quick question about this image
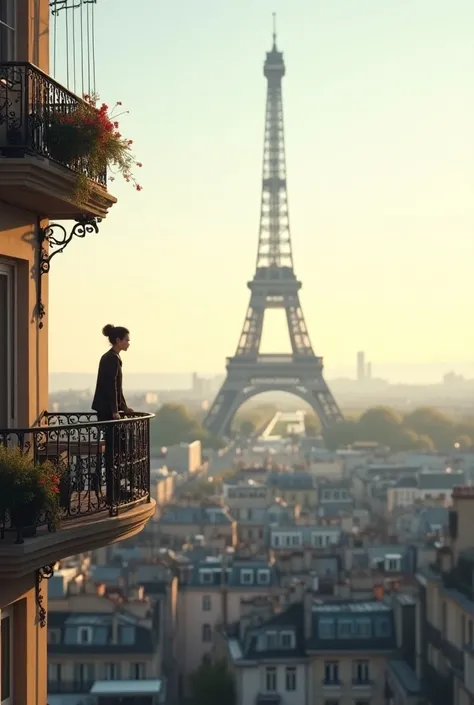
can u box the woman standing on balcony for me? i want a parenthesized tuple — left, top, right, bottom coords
(92, 324, 133, 509)
(92, 324, 133, 421)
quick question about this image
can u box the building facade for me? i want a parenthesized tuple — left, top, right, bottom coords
(0, 2, 154, 702)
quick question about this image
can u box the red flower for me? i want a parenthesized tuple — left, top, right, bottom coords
(136, 185, 143, 191)
(136, 162, 143, 168)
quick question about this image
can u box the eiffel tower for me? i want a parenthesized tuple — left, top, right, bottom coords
(204, 20, 343, 438)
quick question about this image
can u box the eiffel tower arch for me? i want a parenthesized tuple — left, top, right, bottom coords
(204, 19, 343, 438)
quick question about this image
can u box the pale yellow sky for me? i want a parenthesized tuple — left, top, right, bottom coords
(49, 0, 474, 377)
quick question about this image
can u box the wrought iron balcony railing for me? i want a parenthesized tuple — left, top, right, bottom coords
(0, 62, 107, 186)
(0, 411, 153, 543)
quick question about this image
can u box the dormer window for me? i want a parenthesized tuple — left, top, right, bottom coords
(257, 569, 270, 585)
(266, 631, 278, 649)
(280, 630, 295, 649)
(200, 569, 213, 584)
(77, 626, 92, 645)
(240, 569, 254, 585)
(384, 554, 402, 572)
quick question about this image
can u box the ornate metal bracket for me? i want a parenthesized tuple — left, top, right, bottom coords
(37, 217, 100, 328)
(35, 564, 56, 628)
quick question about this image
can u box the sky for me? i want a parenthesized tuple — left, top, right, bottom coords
(48, 0, 474, 382)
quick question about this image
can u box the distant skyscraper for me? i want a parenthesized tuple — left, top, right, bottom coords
(357, 351, 366, 382)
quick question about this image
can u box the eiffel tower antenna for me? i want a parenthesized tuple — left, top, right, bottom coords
(204, 25, 343, 438)
(272, 12, 277, 47)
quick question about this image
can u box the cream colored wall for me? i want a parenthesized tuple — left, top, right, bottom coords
(177, 587, 274, 679)
(310, 653, 388, 705)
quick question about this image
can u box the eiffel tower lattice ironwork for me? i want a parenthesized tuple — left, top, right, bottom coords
(204, 21, 343, 437)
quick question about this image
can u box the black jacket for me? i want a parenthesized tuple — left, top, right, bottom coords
(92, 349, 127, 418)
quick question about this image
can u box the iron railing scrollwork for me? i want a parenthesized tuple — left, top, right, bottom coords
(0, 411, 153, 543)
(0, 61, 107, 185)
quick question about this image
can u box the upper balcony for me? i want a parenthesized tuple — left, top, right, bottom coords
(0, 411, 155, 579)
(0, 62, 117, 219)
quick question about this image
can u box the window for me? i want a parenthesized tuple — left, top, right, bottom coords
(0, 609, 12, 704)
(0, 262, 16, 427)
(280, 631, 295, 649)
(353, 659, 370, 683)
(375, 617, 391, 637)
(104, 663, 121, 680)
(461, 614, 466, 645)
(265, 666, 277, 692)
(257, 569, 270, 585)
(324, 661, 339, 684)
(0, 1, 15, 62)
(73, 663, 95, 685)
(319, 618, 335, 639)
(130, 663, 146, 679)
(266, 631, 278, 649)
(354, 619, 372, 638)
(202, 595, 211, 611)
(285, 666, 296, 691)
(355, 701, 370, 705)
(47, 663, 62, 683)
(240, 569, 254, 585)
(324, 701, 339, 705)
(337, 619, 354, 638)
(120, 626, 135, 645)
(202, 623, 212, 642)
(47, 629, 61, 645)
(291, 534, 300, 546)
(200, 570, 213, 584)
(77, 626, 92, 645)
(273, 535, 280, 546)
(385, 555, 401, 572)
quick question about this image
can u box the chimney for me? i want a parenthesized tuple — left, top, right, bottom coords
(449, 486, 474, 562)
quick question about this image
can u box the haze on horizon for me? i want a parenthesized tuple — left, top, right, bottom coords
(49, 0, 474, 379)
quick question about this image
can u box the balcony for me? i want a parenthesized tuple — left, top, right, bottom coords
(0, 412, 155, 578)
(0, 62, 117, 219)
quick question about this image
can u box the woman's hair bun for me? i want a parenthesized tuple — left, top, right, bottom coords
(102, 324, 115, 337)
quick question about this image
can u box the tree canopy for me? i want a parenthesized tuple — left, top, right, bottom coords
(304, 413, 322, 436)
(323, 406, 474, 452)
(150, 403, 224, 451)
(190, 660, 235, 705)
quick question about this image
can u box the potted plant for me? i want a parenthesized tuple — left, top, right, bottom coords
(46, 94, 142, 204)
(0, 447, 61, 538)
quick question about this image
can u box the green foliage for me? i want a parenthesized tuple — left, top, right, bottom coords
(190, 660, 236, 705)
(232, 404, 276, 432)
(304, 413, 321, 436)
(150, 403, 224, 452)
(0, 447, 61, 529)
(323, 406, 474, 453)
(240, 420, 256, 436)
